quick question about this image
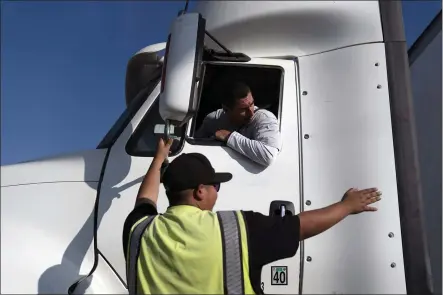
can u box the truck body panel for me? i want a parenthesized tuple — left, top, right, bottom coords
(195, 1, 384, 57)
(298, 42, 406, 294)
(1, 149, 106, 187)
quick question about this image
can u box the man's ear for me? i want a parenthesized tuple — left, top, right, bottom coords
(193, 184, 205, 201)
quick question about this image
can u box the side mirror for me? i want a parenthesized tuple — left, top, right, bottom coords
(159, 12, 206, 127)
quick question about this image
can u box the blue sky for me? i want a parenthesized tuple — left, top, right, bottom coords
(1, 1, 441, 165)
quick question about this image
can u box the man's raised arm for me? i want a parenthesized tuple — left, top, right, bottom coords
(135, 138, 173, 207)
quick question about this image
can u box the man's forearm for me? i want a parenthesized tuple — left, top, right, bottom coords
(135, 157, 164, 206)
(298, 202, 351, 240)
(226, 131, 278, 166)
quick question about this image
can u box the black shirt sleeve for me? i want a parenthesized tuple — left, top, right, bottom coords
(242, 211, 301, 294)
(122, 199, 158, 261)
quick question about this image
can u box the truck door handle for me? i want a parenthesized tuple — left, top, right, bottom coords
(269, 201, 295, 217)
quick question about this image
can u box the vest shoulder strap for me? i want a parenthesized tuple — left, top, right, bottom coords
(217, 210, 245, 295)
(127, 215, 156, 295)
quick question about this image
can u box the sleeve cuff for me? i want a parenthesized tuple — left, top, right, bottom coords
(135, 198, 157, 209)
(226, 131, 239, 147)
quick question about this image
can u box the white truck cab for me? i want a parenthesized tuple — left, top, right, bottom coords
(1, 1, 434, 294)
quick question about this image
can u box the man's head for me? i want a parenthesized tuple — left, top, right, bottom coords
(222, 82, 255, 126)
(161, 153, 232, 211)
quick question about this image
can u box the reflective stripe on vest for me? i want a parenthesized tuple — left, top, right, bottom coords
(127, 215, 156, 295)
(217, 211, 245, 294)
(126, 211, 244, 295)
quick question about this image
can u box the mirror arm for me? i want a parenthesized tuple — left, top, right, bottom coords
(204, 31, 233, 56)
(164, 120, 171, 140)
(161, 120, 171, 172)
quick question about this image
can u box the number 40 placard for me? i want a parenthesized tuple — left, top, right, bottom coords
(271, 266, 288, 285)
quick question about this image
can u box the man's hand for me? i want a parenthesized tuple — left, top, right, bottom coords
(154, 137, 174, 161)
(298, 187, 382, 240)
(341, 187, 382, 214)
(136, 137, 173, 207)
(215, 130, 232, 142)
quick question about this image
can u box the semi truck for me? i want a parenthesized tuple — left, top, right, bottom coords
(1, 1, 436, 294)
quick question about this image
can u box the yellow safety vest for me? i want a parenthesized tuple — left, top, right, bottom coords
(126, 205, 255, 294)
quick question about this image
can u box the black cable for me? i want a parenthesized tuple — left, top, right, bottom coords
(183, 0, 189, 13)
(67, 147, 112, 294)
(178, 0, 189, 16)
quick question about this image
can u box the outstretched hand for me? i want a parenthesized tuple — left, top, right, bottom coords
(341, 187, 382, 214)
(155, 137, 174, 161)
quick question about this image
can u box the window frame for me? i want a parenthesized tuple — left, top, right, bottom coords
(121, 60, 286, 157)
(185, 61, 285, 147)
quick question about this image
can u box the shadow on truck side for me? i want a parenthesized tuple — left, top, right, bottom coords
(37, 125, 136, 294)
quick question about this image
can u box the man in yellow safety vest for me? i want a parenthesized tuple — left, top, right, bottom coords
(122, 138, 382, 294)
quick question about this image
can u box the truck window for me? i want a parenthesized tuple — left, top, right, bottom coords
(125, 62, 283, 156)
(189, 62, 283, 140)
(126, 97, 186, 157)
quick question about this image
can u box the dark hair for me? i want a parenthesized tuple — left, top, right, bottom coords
(222, 82, 251, 109)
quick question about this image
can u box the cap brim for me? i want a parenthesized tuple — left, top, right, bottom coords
(213, 172, 233, 183)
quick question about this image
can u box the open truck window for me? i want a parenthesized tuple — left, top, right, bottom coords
(125, 61, 284, 156)
(188, 62, 284, 144)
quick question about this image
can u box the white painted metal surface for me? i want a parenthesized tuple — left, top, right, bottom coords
(1, 149, 106, 187)
(194, 1, 383, 57)
(134, 42, 166, 55)
(298, 43, 406, 294)
(0, 182, 127, 294)
(97, 58, 302, 294)
(410, 30, 442, 295)
(0, 150, 111, 294)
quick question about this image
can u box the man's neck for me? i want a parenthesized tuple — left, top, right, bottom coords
(169, 201, 199, 209)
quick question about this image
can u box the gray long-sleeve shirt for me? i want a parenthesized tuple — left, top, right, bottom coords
(194, 108, 282, 166)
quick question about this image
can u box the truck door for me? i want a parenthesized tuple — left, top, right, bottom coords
(178, 58, 302, 295)
(95, 12, 303, 294)
(97, 60, 303, 295)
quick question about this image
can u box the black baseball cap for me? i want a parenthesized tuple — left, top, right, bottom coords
(162, 153, 232, 192)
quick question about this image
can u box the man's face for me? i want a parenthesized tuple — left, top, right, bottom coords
(226, 92, 255, 126)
